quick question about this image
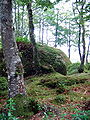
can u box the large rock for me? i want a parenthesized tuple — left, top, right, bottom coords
(0, 42, 71, 77)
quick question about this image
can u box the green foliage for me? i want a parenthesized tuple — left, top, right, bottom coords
(84, 63, 90, 73)
(13, 95, 41, 117)
(67, 63, 80, 75)
(56, 82, 66, 93)
(68, 62, 90, 75)
(0, 98, 19, 120)
(72, 109, 90, 120)
(0, 77, 8, 91)
(16, 37, 29, 43)
(36, 0, 54, 9)
(42, 111, 55, 120)
(0, 77, 8, 96)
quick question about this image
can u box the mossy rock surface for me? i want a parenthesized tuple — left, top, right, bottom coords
(0, 42, 71, 77)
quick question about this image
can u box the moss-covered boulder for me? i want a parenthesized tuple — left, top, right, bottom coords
(38, 44, 71, 75)
(0, 42, 71, 77)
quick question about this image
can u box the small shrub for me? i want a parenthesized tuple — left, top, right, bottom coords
(54, 95, 66, 104)
(85, 63, 90, 73)
(56, 82, 66, 93)
(0, 98, 19, 120)
(67, 63, 80, 75)
(71, 109, 90, 120)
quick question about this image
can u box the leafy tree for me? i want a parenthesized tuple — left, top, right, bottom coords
(72, 0, 89, 72)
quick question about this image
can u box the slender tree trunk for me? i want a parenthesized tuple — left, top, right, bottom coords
(68, 39, 71, 59)
(78, 24, 82, 61)
(21, 5, 24, 36)
(1, 0, 26, 97)
(86, 37, 90, 63)
(41, 19, 44, 45)
(79, 23, 85, 72)
(55, 11, 59, 48)
(46, 25, 49, 45)
(78, 1, 86, 73)
(14, 0, 17, 35)
(27, 2, 39, 70)
(68, 22, 71, 59)
(17, 3, 20, 36)
(39, 19, 41, 43)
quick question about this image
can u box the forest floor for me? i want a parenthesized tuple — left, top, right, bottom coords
(0, 72, 90, 120)
(25, 72, 90, 120)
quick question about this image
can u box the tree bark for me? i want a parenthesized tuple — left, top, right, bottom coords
(78, 24, 82, 61)
(79, 23, 85, 73)
(13, 0, 17, 35)
(21, 5, 24, 36)
(55, 11, 59, 48)
(17, 3, 20, 36)
(39, 19, 41, 43)
(27, 2, 39, 71)
(41, 18, 44, 45)
(1, 0, 26, 97)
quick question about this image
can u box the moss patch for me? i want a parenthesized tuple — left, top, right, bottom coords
(26, 72, 90, 104)
(0, 77, 8, 97)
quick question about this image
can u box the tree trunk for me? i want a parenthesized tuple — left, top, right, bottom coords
(21, 5, 24, 36)
(78, 1, 86, 73)
(1, 0, 26, 97)
(55, 11, 59, 48)
(39, 19, 41, 43)
(68, 21, 71, 59)
(78, 24, 82, 61)
(46, 25, 49, 45)
(86, 37, 90, 63)
(41, 18, 44, 45)
(17, 3, 20, 36)
(78, 23, 85, 73)
(27, 2, 39, 71)
(14, 0, 17, 35)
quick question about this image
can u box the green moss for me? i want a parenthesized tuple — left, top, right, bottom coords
(0, 43, 71, 77)
(26, 72, 90, 104)
(54, 95, 66, 104)
(13, 94, 41, 118)
(38, 44, 71, 75)
(0, 77, 8, 96)
(37, 44, 71, 66)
